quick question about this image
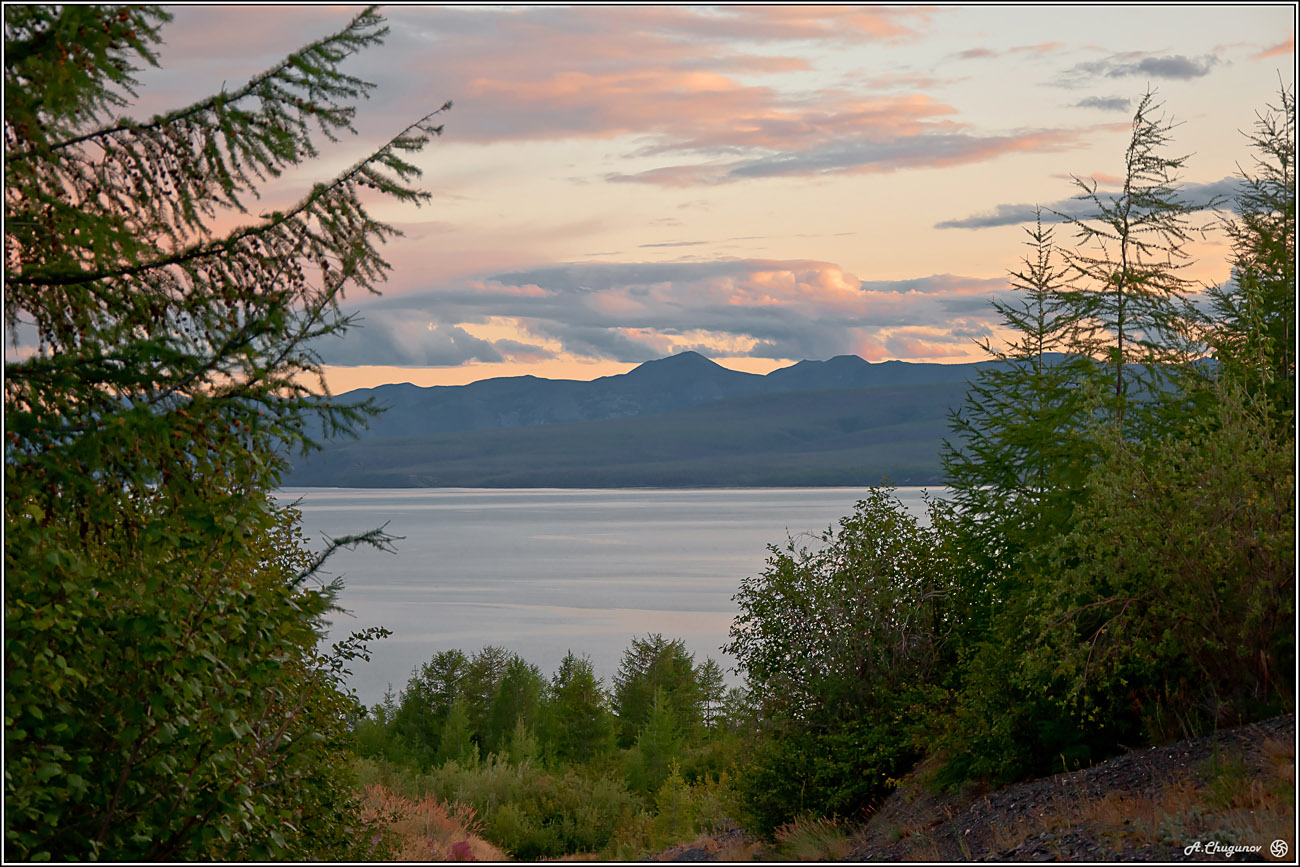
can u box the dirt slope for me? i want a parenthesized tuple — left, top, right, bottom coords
(650, 715, 1294, 862)
(848, 714, 1295, 862)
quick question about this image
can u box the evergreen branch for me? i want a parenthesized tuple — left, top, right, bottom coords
(9, 104, 449, 290)
(7, 6, 387, 162)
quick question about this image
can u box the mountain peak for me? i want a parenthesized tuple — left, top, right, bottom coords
(626, 351, 725, 376)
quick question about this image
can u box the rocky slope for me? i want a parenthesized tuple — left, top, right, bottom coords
(651, 715, 1295, 862)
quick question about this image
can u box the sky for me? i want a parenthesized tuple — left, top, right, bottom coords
(74, 5, 1300, 390)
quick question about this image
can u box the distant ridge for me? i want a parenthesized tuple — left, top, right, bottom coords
(283, 352, 995, 488)
(322, 351, 993, 440)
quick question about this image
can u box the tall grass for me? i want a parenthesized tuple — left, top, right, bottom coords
(359, 784, 505, 861)
(353, 752, 746, 860)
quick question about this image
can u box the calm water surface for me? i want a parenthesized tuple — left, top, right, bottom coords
(276, 487, 943, 708)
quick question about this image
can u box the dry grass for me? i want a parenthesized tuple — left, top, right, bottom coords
(360, 783, 507, 862)
(649, 830, 767, 862)
(999, 736, 1295, 860)
(898, 836, 948, 862)
(986, 808, 1041, 852)
(773, 816, 855, 861)
(859, 730, 1295, 863)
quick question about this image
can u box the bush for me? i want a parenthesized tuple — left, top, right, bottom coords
(1034, 383, 1294, 742)
(726, 487, 963, 831)
(420, 755, 645, 859)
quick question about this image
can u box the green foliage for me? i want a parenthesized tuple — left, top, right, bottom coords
(1057, 89, 1214, 441)
(943, 211, 1098, 566)
(417, 755, 645, 860)
(5, 497, 386, 860)
(728, 489, 960, 721)
(543, 651, 616, 765)
(652, 761, 701, 843)
(696, 657, 728, 728)
(1029, 381, 1294, 742)
(629, 689, 683, 794)
(726, 89, 1294, 823)
(352, 640, 750, 859)
(487, 655, 547, 757)
(726, 487, 961, 830)
(931, 88, 1295, 788)
(1207, 83, 1296, 425)
(460, 645, 512, 744)
(377, 645, 548, 769)
(935, 215, 1109, 784)
(613, 634, 707, 747)
(438, 697, 478, 767)
(4, 5, 446, 859)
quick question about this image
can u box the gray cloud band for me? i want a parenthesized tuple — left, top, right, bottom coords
(309, 261, 1008, 367)
(935, 176, 1244, 230)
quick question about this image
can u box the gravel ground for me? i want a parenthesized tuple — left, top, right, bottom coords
(847, 714, 1295, 863)
(648, 715, 1294, 863)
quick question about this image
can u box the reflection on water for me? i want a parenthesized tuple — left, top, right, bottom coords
(276, 487, 942, 708)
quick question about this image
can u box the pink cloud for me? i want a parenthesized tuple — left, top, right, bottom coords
(594, 5, 934, 43)
(893, 339, 976, 360)
(342, 258, 1009, 368)
(358, 6, 950, 155)
(135, 7, 1066, 189)
(459, 69, 963, 155)
(1009, 41, 1065, 55)
(734, 265, 863, 303)
(1255, 34, 1294, 59)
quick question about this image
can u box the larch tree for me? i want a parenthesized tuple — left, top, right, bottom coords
(1058, 90, 1215, 442)
(612, 634, 704, 748)
(942, 210, 1095, 564)
(546, 651, 615, 765)
(5, 5, 448, 860)
(992, 88, 1294, 761)
(1207, 82, 1296, 425)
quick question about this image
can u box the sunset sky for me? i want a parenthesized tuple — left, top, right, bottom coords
(112, 6, 1299, 389)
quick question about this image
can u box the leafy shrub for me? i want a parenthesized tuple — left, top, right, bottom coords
(1032, 383, 1294, 743)
(727, 487, 963, 831)
(419, 755, 646, 859)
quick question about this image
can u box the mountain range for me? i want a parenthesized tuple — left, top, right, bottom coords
(283, 351, 996, 488)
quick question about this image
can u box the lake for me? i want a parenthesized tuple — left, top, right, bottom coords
(276, 487, 943, 708)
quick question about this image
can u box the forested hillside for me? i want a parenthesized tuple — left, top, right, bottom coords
(284, 379, 970, 487)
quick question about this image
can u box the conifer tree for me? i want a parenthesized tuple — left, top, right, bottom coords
(632, 689, 682, 793)
(695, 657, 727, 728)
(5, 6, 448, 859)
(437, 698, 478, 766)
(613, 634, 704, 747)
(1057, 90, 1214, 441)
(1207, 83, 1296, 424)
(546, 651, 615, 764)
(487, 655, 546, 757)
(460, 645, 512, 742)
(943, 211, 1095, 561)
